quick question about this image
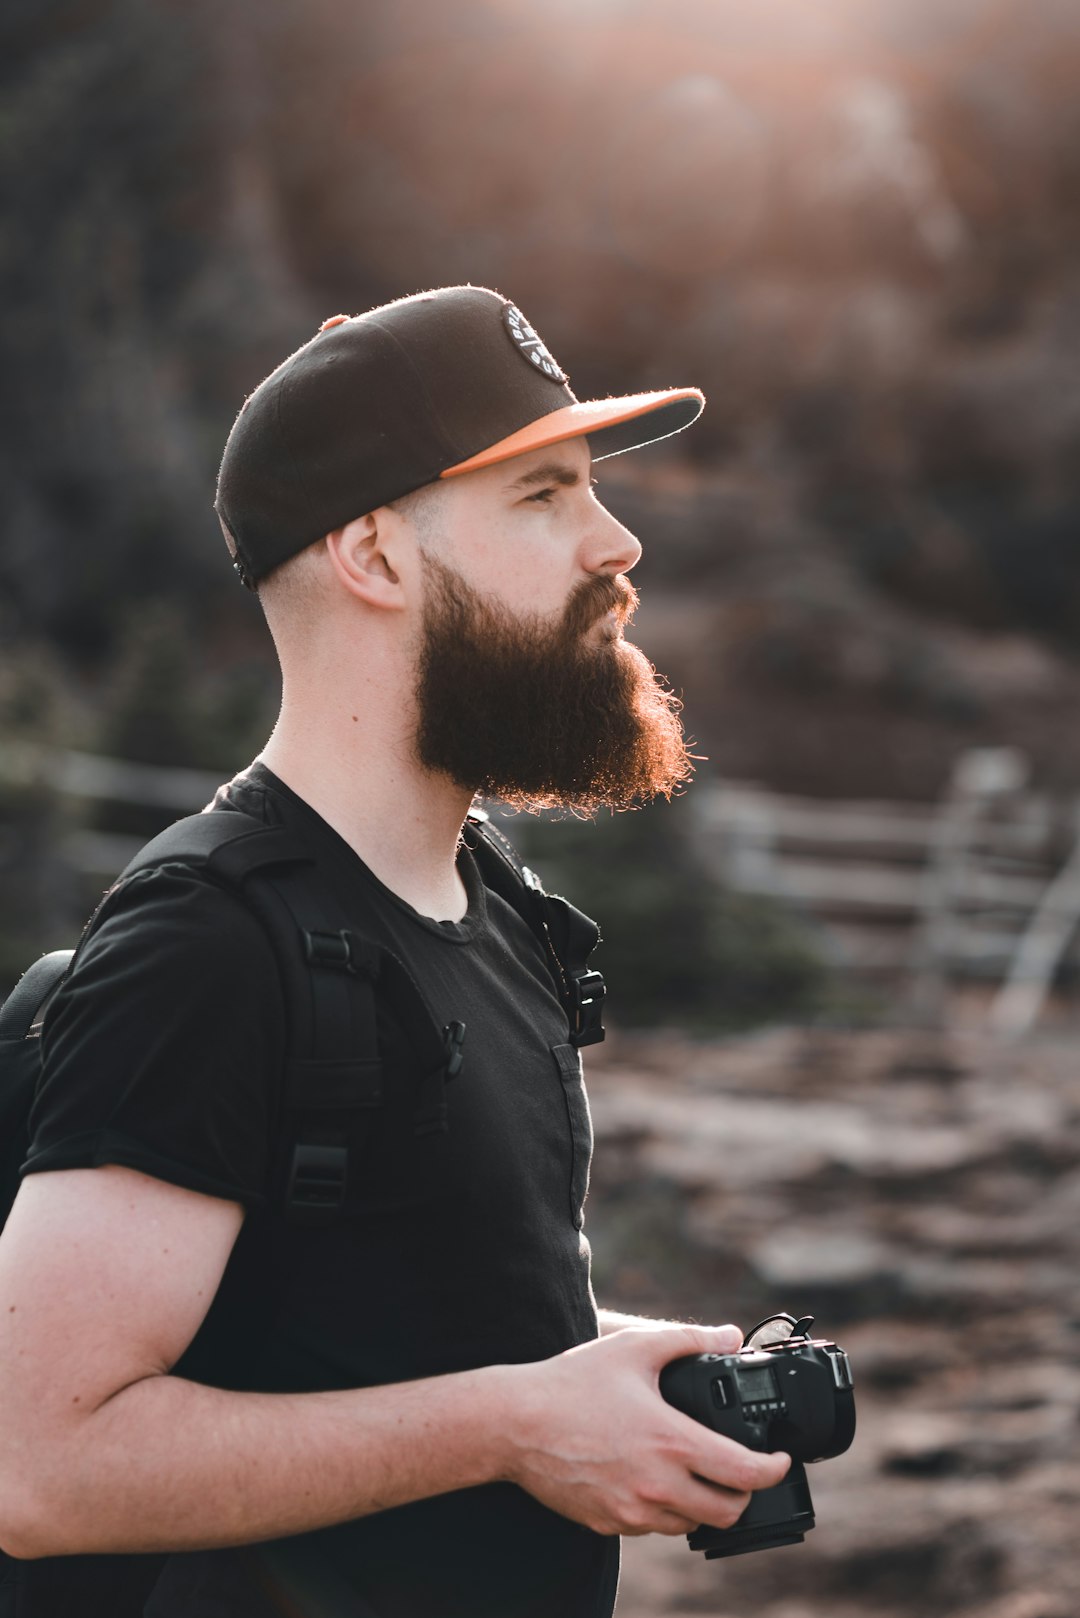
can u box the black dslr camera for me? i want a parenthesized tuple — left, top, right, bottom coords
(659, 1313, 855, 1559)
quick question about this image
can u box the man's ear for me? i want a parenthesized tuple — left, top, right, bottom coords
(324, 510, 407, 609)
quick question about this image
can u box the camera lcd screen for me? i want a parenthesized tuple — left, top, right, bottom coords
(735, 1365, 780, 1402)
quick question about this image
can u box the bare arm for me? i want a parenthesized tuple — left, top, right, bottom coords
(0, 1167, 786, 1559)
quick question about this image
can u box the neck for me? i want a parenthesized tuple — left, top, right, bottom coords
(257, 679, 476, 924)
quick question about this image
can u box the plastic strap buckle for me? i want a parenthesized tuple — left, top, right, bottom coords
(443, 1020, 467, 1080)
(302, 929, 357, 974)
(286, 1142, 348, 1221)
(411, 1022, 467, 1138)
(569, 968, 606, 1047)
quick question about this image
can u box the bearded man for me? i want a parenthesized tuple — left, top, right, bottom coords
(0, 288, 788, 1618)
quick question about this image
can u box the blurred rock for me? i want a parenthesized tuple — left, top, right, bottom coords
(587, 1024, 1080, 1615)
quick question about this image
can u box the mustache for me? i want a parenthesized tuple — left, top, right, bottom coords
(562, 573, 639, 639)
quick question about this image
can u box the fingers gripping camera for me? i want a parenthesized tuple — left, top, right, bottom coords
(659, 1314, 856, 1560)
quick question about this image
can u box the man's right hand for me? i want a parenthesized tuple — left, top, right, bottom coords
(500, 1323, 791, 1537)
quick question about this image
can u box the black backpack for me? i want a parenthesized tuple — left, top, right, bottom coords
(0, 802, 605, 1617)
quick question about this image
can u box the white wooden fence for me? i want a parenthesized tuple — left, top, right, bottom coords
(692, 749, 1080, 1036)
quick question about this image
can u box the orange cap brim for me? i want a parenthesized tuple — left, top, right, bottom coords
(439, 388, 705, 479)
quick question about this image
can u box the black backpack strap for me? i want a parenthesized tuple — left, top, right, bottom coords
(116, 809, 307, 888)
(0, 950, 75, 1040)
(462, 810, 606, 1048)
(261, 873, 384, 1228)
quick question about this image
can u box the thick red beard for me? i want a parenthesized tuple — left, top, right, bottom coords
(414, 556, 694, 813)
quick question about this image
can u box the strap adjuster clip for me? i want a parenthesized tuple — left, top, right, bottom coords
(570, 968, 606, 1047)
(443, 1020, 467, 1079)
(286, 1142, 348, 1223)
(303, 929, 356, 974)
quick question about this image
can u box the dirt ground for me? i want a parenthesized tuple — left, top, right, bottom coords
(582, 1024, 1080, 1618)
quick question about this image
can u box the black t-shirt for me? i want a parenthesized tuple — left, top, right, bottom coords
(24, 764, 618, 1618)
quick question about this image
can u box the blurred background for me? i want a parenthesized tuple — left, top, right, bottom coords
(3, 0, 1079, 1612)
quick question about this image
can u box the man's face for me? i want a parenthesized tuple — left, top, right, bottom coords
(409, 439, 693, 812)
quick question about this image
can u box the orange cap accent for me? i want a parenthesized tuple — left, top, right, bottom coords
(318, 314, 350, 332)
(439, 389, 705, 478)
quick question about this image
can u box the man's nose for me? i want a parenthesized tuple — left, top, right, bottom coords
(582, 501, 643, 576)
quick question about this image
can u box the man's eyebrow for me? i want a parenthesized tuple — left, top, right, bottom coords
(503, 461, 584, 491)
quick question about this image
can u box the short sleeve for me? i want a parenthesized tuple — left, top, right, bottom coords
(23, 866, 286, 1208)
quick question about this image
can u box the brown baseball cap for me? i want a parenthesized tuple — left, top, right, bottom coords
(215, 284, 704, 587)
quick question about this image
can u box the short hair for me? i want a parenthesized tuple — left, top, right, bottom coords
(256, 536, 327, 647)
(387, 481, 443, 546)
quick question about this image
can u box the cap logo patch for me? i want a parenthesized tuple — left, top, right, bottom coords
(503, 303, 569, 384)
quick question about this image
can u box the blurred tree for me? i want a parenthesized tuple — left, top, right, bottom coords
(97, 601, 212, 769)
(96, 598, 277, 768)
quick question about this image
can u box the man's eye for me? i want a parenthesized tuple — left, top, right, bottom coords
(526, 487, 557, 504)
